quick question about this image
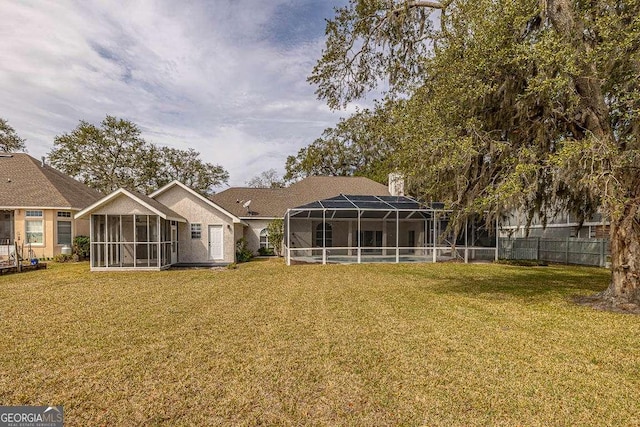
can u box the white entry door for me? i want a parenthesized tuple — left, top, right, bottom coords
(208, 225, 223, 260)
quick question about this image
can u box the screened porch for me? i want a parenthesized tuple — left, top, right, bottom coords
(90, 214, 179, 270)
(284, 195, 497, 265)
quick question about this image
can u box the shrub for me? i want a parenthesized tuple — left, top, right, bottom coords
(257, 247, 275, 256)
(53, 254, 73, 263)
(266, 219, 284, 256)
(235, 238, 253, 263)
(73, 236, 90, 260)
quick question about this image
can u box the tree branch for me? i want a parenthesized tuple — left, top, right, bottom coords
(394, 0, 445, 14)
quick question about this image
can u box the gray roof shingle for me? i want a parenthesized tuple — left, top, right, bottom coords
(210, 176, 390, 218)
(0, 153, 103, 209)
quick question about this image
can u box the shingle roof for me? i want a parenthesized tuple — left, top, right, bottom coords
(0, 153, 104, 209)
(126, 189, 186, 221)
(210, 176, 390, 218)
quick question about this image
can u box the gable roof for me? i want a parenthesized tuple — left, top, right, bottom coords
(0, 153, 103, 209)
(149, 180, 245, 224)
(210, 176, 390, 218)
(75, 188, 186, 222)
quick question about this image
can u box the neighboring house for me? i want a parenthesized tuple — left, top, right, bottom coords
(77, 176, 392, 270)
(500, 209, 609, 239)
(0, 153, 103, 259)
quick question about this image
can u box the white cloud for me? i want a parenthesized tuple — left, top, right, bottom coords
(0, 0, 352, 186)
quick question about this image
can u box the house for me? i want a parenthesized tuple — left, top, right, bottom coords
(210, 176, 392, 254)
(0, 153, 103, 259)
(77, 175, 498, 270)
(499, 209, 609, 239)
(76, 176, 394, 270)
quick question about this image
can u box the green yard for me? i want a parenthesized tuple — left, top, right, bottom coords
(0, 260, 638, 426)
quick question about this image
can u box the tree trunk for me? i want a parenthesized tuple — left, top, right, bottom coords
(544, 0, 640, 308)
(601, 202, 640, 306)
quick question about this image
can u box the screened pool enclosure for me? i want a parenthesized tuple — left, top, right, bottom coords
(284, 195, 497, 265)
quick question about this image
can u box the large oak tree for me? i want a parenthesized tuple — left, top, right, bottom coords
(48, 115, 228, 196)
(311, 0, 640, 307)
(0, 118, 27, 152)
(285, 103, 399, 184)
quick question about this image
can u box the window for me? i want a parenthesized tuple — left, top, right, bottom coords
(57, 211, 72, 218)
(57, 220, 72, 245)
(26, 219, 44, 244)
(26, 210, 43, 217)
(259, 228, 272, 249)
(315, 223, 332, 247)
(361, 230, 382, 247)
(191, 223, 202, 239)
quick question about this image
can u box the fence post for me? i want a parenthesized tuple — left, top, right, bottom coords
(536, 237, 540, 261)
(565, 237, 570, 264)
(15, 241, 21, 272)
(600, 239, 605, 267)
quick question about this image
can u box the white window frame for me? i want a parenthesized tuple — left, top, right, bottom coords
(259, 228, 272, 249)
(25, 211, 44, 245)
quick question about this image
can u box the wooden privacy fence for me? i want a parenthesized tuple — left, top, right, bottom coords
(499, 237, 609, 267)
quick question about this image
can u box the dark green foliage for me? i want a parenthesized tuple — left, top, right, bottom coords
(73, 235, 90, 260)
(284, 104, 398, 184)
(312, 0, 640, 304)
(235, 238, 253, 263)
(266, 219, 284, 257)
(48, 115, 228, 195)
(152, 146, 229, 196)
(257, 247, 275, 256)
(0, 118, 26, 152)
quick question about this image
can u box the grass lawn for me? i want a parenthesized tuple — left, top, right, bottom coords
(0, 260, 638, 426)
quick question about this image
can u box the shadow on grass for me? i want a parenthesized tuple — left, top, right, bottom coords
(397, 264, 610, 300)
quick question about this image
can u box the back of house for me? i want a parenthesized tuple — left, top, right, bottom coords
(0, 153, 103, 260)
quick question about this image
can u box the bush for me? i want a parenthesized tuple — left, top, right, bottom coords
(53, 254, 73, 263)
(257, 247, 275, 256)
(235, 238, 253, 263)
(73, 236, 90, 260)
(266, 219, 284, 256)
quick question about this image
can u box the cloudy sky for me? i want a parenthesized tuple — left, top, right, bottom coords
(0, 0, 360, 187)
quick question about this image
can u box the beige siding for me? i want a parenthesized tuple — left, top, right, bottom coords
(289, 218, 313, 249)
(92, 195, 155, 216)
(154, 186, 236, 263)
(12, 208, 90, 258)
(243, 219, 272, 255)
